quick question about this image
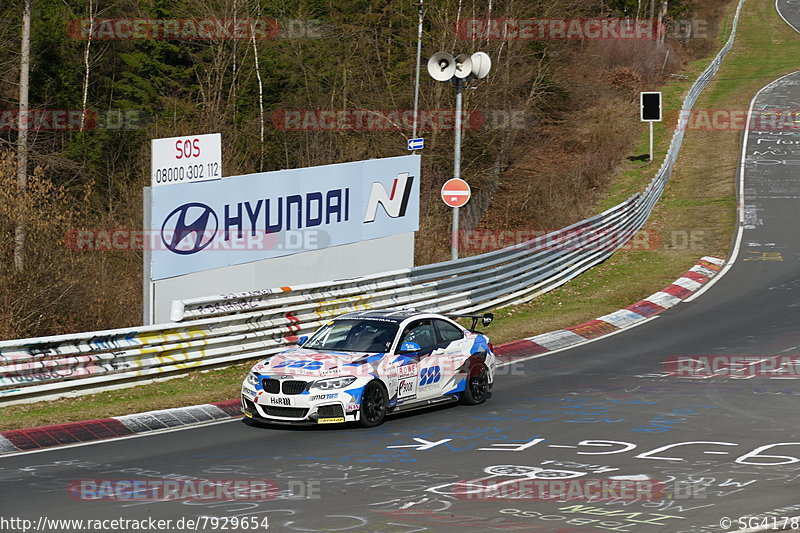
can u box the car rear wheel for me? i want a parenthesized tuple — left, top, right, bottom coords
(460, 363, 489, 405)
(358, 381, 388, 427)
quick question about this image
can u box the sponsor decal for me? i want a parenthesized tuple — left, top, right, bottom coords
(317, 417, 345, 424)
(345, 403, 360, 411)
(398, 377, 417, 401)
(269, 397, 291, 406)
(420, 365, 442, 386)
(311, 393, 338, 400)
(396, 362, 418, 378)
(274, 359, 324, 370)
(243, 387, 257, 397)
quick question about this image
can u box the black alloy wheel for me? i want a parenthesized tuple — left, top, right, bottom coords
(358, 381, 388, 427)
(460, 363, 489, 405)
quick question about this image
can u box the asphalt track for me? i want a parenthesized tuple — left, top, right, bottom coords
(777, 0, 800, 31)
(3, 13, 800, 533)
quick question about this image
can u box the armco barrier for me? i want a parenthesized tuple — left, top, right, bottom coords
(0, 0, 745, 404)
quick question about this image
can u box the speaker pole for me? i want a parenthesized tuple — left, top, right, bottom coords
(427, 50, 490, 261)
(451, 77, 463, 261)
(412, 0, 424, 141)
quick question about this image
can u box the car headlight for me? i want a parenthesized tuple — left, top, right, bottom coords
(245, 373, 260, 386)
(310, 376, 357, 390)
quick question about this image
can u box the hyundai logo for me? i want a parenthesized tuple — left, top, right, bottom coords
(161, 202, 218, 255)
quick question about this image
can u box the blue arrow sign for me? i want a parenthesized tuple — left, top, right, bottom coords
(408, 138, 424, 150)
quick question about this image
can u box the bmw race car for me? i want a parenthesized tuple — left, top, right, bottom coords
(241, 309, 496, 427)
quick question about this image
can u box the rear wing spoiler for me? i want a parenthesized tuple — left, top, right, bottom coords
(447, 312, 494, 332)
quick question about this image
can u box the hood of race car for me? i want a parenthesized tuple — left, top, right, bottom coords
(252, 347, 384, 378)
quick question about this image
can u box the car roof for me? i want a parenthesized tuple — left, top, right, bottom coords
(336, 309, 440, 324)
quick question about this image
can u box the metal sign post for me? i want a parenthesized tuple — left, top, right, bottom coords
(412, 0, 424, 141)
(640, 92, 663, 162)
(427, 51, 491, 260)
(452, 78, 463, 260)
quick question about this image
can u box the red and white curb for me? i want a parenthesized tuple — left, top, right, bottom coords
(0, 399, 240, 454)
(493, 256, 724, 361)
(0, 256, 724, 455)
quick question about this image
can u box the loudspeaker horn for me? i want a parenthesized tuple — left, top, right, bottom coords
(469, 52, 491, 79)
(454, 54, 473, 79)
(427, 52, 456, 81)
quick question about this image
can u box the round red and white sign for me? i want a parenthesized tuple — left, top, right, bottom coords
(441, 178, 471, 208)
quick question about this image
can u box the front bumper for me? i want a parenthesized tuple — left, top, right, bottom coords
(241, 379, 361, 425)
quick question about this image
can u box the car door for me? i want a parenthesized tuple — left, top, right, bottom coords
(432, 318, 470, 394)
(397, 319, 441, 401)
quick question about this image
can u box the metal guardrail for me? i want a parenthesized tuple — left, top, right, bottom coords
(0, 0, 745, 404)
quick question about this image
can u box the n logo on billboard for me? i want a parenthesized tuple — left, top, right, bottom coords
(364, 173, 414, 223)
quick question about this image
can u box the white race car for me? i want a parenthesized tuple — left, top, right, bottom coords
(241, 309, 496, 427)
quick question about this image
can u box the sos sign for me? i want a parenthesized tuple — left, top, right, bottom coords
(151, 133, 222, 187)
(175, 138, 201, 159)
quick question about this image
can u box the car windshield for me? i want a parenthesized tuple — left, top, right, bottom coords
(303, 319, 398, 353)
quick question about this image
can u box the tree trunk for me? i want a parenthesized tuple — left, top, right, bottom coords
(657, 0, 668, 44)
(15, 0, 31, 273)
(80, 0, 94, 132)
(250, 21, 265, 171)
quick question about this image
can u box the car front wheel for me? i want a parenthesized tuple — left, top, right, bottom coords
(460, 363, 489, 405)
(358, 381, 388, 427)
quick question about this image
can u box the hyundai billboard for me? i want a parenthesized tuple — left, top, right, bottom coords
(149, 155, 420, 280)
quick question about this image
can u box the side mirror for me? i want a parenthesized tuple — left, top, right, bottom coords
(399, 342, 421, 354)
(297, 335, 308, 346)
(482, 313, 494, 327)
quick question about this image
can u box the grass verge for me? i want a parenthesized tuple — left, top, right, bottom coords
(1, 0, 798, 431)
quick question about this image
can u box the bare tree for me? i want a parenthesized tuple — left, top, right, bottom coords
(250, 19, 265, 170)
(657, 0, 668, 44)
(14, 0, 31, 272)
(80, 0, 96, 132)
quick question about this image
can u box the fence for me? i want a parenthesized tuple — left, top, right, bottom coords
(0, 0, 744, 404)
